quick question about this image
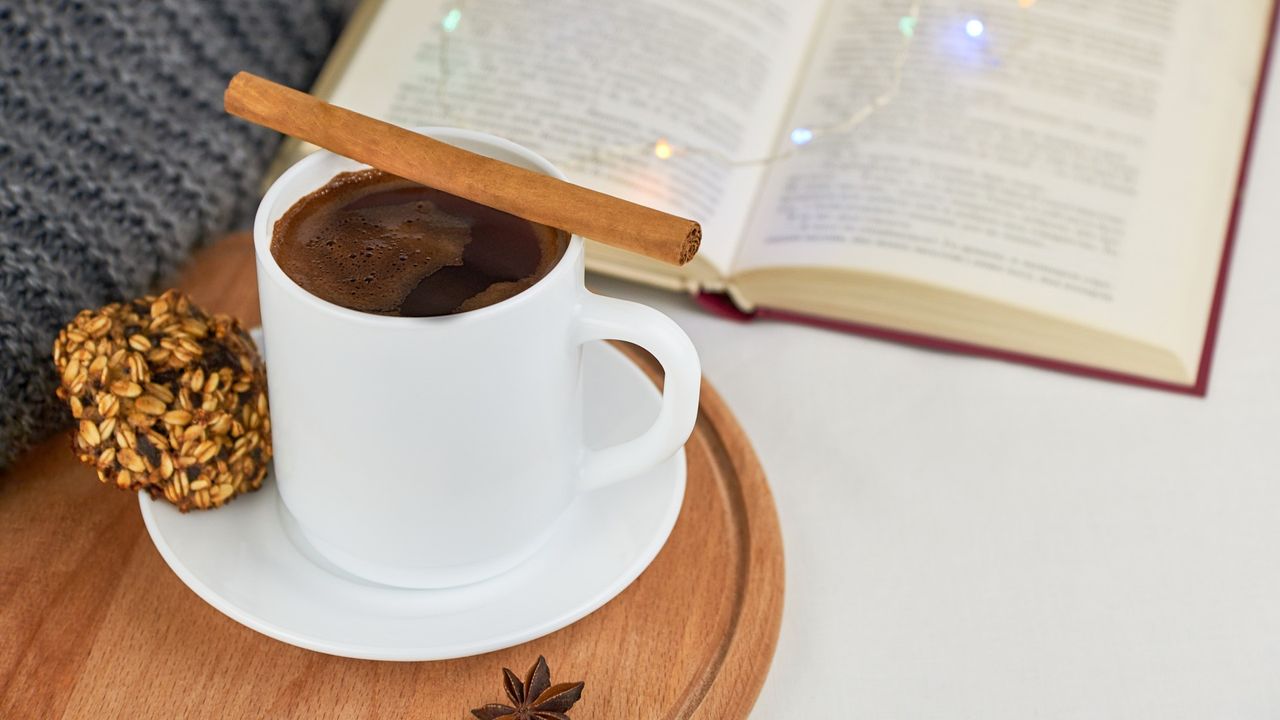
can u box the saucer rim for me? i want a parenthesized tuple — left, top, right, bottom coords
(138, 342, 687, 661)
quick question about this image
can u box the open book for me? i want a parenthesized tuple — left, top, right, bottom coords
(273, 0, 1276, 393)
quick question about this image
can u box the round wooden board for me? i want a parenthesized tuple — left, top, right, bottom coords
(0, 234, 784, 719)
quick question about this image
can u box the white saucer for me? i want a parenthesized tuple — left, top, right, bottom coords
(140, 339, 686, 661)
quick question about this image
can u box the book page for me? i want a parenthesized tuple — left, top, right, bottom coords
(735, 0, 1271, 366)
(323, 0, 825, 277)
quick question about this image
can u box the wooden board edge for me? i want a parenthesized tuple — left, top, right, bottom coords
(615, 344, 785, 719)
(685, 378, 785, 719)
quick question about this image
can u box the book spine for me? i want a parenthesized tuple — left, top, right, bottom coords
(695, 291, 756, 322)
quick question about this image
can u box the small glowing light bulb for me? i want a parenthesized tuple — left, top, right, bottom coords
(441, 8, 462, 33)
(1017, 0, 1036, 7)
(789, 127, 814, 146)
(653, 139, 673, 160)
(965, 18, 985, 37)
(898, 16, 917, 38)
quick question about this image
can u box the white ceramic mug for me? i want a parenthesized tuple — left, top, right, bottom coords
(253, 128, 701, 589)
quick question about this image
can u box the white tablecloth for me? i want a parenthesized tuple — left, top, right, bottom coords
(589, 39, 1280, 719)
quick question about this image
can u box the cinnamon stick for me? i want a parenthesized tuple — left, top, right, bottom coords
(225, 72, 700, 266)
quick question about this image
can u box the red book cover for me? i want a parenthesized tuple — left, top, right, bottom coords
(698, 7, 1278, 397)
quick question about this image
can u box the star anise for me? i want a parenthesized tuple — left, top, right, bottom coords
(470, 655, 584, 720)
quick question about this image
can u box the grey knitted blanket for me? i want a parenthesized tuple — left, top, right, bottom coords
(0, 0, 351, 468)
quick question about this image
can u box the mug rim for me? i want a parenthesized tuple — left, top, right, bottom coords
(253, 126, 585, 327)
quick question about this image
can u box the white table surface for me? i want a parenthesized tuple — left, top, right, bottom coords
(589, 39, 1280, 720)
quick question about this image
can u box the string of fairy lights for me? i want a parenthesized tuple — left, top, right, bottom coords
(431, 0, 1039, 170)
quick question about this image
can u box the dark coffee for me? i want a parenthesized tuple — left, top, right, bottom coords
(272, 169, 569, 316)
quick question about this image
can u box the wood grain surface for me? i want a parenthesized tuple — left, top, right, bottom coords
(0, 233, 784, 719)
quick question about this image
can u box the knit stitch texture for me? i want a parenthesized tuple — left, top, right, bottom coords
(0, 0, 350, 468)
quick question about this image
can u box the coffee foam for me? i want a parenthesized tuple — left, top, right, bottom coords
(271, 169, 567, 316)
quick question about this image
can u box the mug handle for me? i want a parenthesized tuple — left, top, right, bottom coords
(575, 292, 701, 491)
